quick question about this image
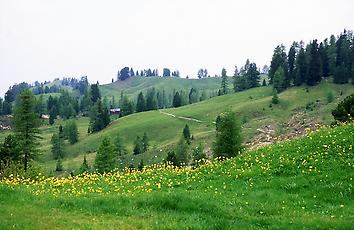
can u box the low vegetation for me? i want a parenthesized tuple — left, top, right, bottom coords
(0, 122, 353, 229)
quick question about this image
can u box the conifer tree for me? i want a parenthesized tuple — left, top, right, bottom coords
(273, 67, 285, 92)
(269, 45, 288, 84)
(213, 111, 242, 158)
(66, 120, 79, 144)
(133, 136, 143, 155)
(294, 45, 307, 86)
(51, 132, 65, 160)
(136, 92, 146, 112)
(13, 89, 40, 171)
(94, 137, 116, 173)
(183, 124, 191, 144)
(220, 68, 228, 95)
(307, 40, 322, 86)
(173, 91, 182, 108)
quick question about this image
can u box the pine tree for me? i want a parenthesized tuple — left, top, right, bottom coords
(49, 107, 56, 125)
(94, 137, 116, 173)
(120, 96, 134, 117)
(269, 45, 288, 84)
(271, 89, 279, 104)
(183, 124, 191, 144)
(307, 40, 322, 86)
(51, 132, 65, 159)
(66, 120, 79, 144)
(220, 68, 228, 95)
(13, 89, 40, 171)
(262, 79, 267, 86)
(136, 92, 146, 112)
(294, 46, 307, 86)
(173, 91, 182, 108)
(213, 111, 242, 158)
(175, 138, 189, 166)
(188, 88, 199, 104)
(245, 62, 260, 88)
(133, 136, 143, 155)
(273, 67, 285, 92)
(90, 83, 101, 104)
(287, 42, 297, 86)
(320, 41, 330, 77)
(0, 134, 20, 164)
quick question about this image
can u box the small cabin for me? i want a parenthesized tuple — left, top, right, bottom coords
(110, 108, 121, 115)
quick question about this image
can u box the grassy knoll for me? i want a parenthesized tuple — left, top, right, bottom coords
(0, 122, 353, 229)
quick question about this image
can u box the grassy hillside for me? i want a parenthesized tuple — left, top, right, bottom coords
(1, 80, 353, 174)
(100, 76, 222, 100)
(1, 122, 353, 229)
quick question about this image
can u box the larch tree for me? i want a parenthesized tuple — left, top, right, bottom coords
(13, 89, 41, 171)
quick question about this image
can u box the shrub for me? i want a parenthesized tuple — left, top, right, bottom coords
(332, 94, 354, 122)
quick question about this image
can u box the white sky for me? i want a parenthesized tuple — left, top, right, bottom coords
(1, 0, 353, 97)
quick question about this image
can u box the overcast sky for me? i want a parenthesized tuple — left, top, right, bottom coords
(1, 0, 353, 97)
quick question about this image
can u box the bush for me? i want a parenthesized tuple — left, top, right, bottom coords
(332, 94, 354, 122)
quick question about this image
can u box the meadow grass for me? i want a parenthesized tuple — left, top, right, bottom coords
(0, 122, 353, 229)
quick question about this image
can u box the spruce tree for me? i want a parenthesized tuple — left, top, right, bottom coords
(307, 40, 322, 86)
(173, 92, 182, 108)
(287, 42, 297, 86)
(220, 68, 228, 95)
(0, 134, 20, 164)
(213, 111, 242, 158)
(183, 124, 191, 144)
(66, 120, 79, 144)
(136, 92, 146, 112)
(94, 137, 116, 173)
(269, 45, 288, 84)
(51, 133, 65, 159)
(133, 136, 143, 155)
(273, 67, 285, 92)
(175, 138, 189, 166)
(90, 83, 101, 104)
(13, 89, 40, 171)
(294, 46, 307, 86)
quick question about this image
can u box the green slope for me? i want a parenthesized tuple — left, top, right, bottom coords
(1, 122, 353, 229)
(42, 81, 354, 173)
(100, 76, 222, 99)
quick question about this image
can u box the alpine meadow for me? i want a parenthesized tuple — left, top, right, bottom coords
(1, 1, 354, 229)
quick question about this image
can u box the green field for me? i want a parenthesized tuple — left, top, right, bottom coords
(1, 122, 353, 229)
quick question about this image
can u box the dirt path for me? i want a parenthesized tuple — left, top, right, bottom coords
(159, 111, 208, 123)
